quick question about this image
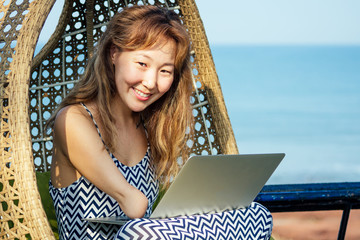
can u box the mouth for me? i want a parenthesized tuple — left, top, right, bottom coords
(133, 88, 151, 100)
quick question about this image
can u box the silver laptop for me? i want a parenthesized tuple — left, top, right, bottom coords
(84, 153, 284, 225)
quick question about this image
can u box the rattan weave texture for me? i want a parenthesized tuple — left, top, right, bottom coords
(1, 0, 238, 238)
(1, 1, 57, 239)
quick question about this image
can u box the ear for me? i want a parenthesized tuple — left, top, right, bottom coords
(110, 44, 119, 64)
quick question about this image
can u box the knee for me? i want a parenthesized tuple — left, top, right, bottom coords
(247, 202, 273, 239)
(113, 219, 152, 240)
(251, 201, 272, 216)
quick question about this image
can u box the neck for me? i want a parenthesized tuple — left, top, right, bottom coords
(110, 95, 140, 128)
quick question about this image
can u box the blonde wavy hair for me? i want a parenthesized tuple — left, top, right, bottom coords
(47, 5, 194, 188)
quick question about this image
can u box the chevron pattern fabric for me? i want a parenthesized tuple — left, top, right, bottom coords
(49, 104, 159, 239)
(115, 202, 272, 240)
(50, 104, 272, 239)
(49, 150, 159, 239)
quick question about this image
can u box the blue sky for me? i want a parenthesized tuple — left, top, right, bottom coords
(39, 0, 360, 46)
(195, 0, 360, 45)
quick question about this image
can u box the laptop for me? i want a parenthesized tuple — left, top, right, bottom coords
(84, 153, 284, 225)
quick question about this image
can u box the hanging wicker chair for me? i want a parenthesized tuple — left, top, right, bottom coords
(0, 0, 238, 238)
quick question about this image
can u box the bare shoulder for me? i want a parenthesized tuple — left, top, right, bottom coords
(54, 104, 89, 126)
(52, 104, 97, 154)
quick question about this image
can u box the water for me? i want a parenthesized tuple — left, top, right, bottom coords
(211, 45, 360, 184)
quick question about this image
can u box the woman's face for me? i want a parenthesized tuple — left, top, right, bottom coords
(111, 39, 176, 113)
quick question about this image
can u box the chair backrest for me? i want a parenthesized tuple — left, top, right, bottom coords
(0, 0, 238, 238)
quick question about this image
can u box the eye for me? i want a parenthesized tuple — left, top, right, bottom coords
(160, 69, 172, 75)
(138, 62, 147, 67)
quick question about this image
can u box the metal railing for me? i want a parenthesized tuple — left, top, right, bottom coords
(256, 182, 360, 240)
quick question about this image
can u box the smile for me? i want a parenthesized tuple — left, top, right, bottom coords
(133, 88, 151, 100)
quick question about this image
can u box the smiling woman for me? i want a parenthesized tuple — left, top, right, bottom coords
(44, 5, 195, 238)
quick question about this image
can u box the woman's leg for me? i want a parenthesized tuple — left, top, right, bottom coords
(115, 202, 273, 240)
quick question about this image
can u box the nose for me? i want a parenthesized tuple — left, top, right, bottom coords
(142, 70, 157, 90)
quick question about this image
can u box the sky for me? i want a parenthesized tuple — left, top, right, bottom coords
(195, 0, 360, 45)
(39, 0, 360, 46)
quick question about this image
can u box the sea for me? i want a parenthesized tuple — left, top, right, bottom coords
(210, 45, 360, 184)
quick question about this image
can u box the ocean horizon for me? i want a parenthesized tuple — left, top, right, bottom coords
(211, 44, 360, 184)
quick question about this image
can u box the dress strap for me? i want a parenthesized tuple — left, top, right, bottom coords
(80, 102, 109, 151)
(138, 116, 149, 140)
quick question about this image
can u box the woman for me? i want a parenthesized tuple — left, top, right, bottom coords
(48, 5, 272, 240)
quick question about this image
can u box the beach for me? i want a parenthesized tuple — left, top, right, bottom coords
(271, 210, 360, 240)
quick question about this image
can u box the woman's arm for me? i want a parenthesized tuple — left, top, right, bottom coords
(51, 105, 148, 219)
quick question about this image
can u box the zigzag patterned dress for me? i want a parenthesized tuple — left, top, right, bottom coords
(115, 202, 273, 240)
(50, 103, 273, 240)
(49, 103, 159, 239)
